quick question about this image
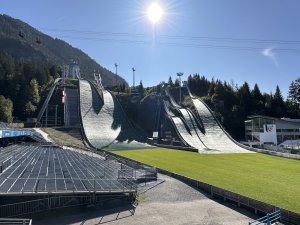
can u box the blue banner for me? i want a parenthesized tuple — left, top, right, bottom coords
(0, 130, 32, 138)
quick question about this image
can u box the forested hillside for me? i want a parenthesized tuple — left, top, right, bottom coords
(0, 14, 125, 86)
(0, 53, 60, 121)
(163, 75, 300, 139)
(0, 14, 128, 122)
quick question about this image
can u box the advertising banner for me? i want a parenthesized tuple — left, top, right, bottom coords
(260, 124, 277, 145)
(0, 130, 32, 138)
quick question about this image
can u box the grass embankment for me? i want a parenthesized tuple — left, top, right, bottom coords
(116, 148, 300, 213)
(42, 128, 86, 149)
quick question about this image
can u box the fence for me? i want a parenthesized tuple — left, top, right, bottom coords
(156, 168, 300, 225)
(248, 209, 281, 225)
(0, 193, 134, 217)
(76, 147, 300, 224)
(104, 151, 157, 176)
(0, 178, 137, 195)
(0, 218, 32, 225)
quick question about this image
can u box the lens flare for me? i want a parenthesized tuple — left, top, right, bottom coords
(147, 2, 163, 24)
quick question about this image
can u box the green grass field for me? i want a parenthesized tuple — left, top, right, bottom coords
(116, 148, 300, 213)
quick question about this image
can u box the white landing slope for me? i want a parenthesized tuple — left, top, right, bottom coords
(79, 80, 151, 150)
(192, 98, 253, 153)
(79, 80, 121, 149)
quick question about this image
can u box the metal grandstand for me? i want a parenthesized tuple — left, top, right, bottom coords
(0, 144, 136, 195)
(0, 143, 141, 217)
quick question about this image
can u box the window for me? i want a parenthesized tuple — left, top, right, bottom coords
(283, 135, 294, 141)
(281, 129, 295, 132)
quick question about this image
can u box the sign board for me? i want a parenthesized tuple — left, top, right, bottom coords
(0, 130, 32, 139)
(259, 124, 277, 145)
(152, 132, 158, 139)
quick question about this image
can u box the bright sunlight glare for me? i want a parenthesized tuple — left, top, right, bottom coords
(147, 2, 163, 24)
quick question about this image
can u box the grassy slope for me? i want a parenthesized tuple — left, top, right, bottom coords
(42, 128, 86, 149)
(116, 148, 300, 213)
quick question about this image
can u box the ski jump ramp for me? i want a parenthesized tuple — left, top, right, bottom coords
(79, 80, 151, 151)
(164, 90, 207, 151)
(165, 87, 253, 154)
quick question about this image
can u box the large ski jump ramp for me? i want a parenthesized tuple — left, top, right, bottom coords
(191, 98, 251, 153)
(187, 86, 253, 153)
(166, 87, 253, 154)
(79, 80, 151, 150)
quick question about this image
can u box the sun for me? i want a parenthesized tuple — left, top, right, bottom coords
(147, 2, 163, 24)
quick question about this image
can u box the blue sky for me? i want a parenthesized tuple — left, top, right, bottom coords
(1, 0, 300, 97)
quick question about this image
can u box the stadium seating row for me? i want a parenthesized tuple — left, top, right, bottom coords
(0, 145, 136, 194)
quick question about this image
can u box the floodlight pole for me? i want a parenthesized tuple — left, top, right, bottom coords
(115, 63, 118, 87)
(177, 72, 184, 105)
(132, 67, 136, 92)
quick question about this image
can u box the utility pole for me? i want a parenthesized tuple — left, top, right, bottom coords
(132, 67, 136, 92)
(115, 63, 118, 88)
(177, 72, 184, 105)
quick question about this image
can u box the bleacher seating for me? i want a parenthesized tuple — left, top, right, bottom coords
(0, 145, 32, 174)
(0, 144, 136, 194)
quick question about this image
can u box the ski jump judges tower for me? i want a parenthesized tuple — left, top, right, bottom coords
(37, 60, 81, 128)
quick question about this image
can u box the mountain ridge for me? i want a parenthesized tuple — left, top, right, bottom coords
(0, 14, 126, 86)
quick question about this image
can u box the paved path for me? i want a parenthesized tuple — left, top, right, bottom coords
(34, 174, 258, 225)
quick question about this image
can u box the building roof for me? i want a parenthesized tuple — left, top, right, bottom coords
(247, 115, 276, 120)
(247, 115, 300, 125)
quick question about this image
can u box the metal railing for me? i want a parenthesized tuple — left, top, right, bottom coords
(37, 78, 61, 123)
(248, 209, 281, 225)
(0, 194, 134, 218)
(0, 218, 32, 225)
(0, 177, 137, 194)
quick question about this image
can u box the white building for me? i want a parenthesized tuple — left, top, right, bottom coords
(244, 115, 300, 147)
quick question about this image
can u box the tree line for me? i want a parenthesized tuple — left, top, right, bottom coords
(1, 48, 300, 140)
(0, 53, 60, 122)
(183, 74, 300, 139)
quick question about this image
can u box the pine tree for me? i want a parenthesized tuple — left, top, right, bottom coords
(168, 76, 174, 87)
(288, 78, 300, 105)
(138, 80, 144, 96)
(272, 85, 286, 117)
(25, 101, 36, 117)
(237, 82, 252, 114)
(251, 84, 263, 101)
(174, 78, 180, 87)
(251, 83, 264, 114)
(0, 95, 13, 123)
(29, 79, 40, 105)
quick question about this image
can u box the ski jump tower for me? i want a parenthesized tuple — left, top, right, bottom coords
(63, 60, 80, 127)
(37, 60, 81, 127)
